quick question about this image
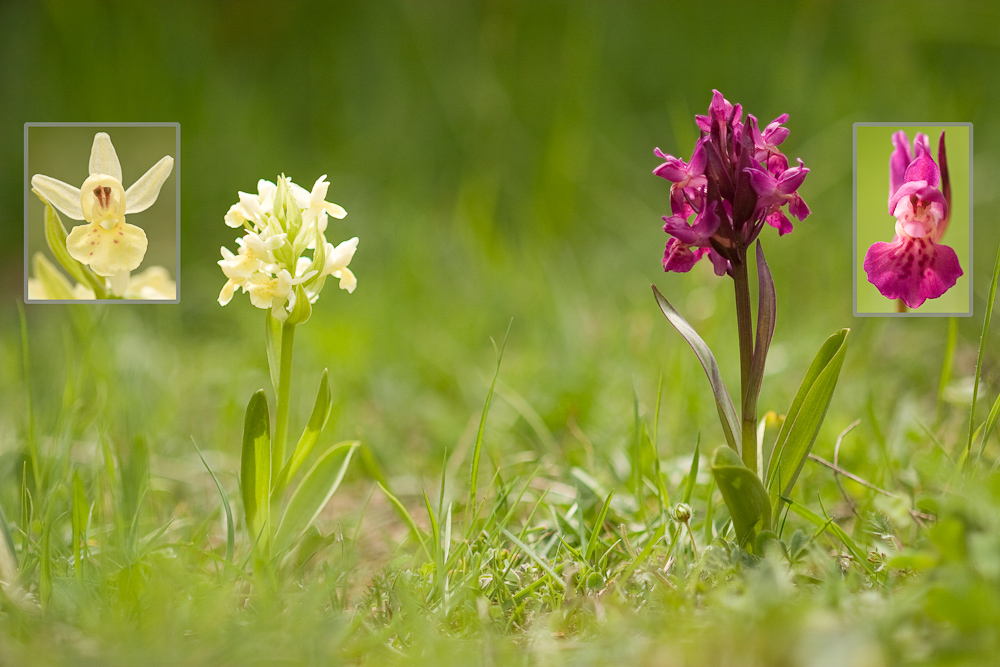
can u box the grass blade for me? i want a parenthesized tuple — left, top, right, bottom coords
(970, 242, 1000, 464)
(766, 329, 850, 515)
(193, 438, 235, 563)
(785, 500, 874, 575)
(652, 285, 740, 453)
(377, 482, 432, 561)
(682, 436, 701, 504)
(71, 471, 89, 577)
(585, 489, 615, 563)
(938, 318, 958, 409)
(469, 320, 512, 513)
(501, 528, 565, 588)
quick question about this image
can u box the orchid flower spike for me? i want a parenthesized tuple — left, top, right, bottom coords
(219, 174, 357, 322)
(654, 90, 809, 276)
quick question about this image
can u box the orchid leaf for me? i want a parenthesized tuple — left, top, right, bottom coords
(273, 441, 357, 555)
(766, 329, 850, 515)
(274, 369, 333, 497)
(745, 242, 775, 424)
(711, 445, 771, 548)
(240, 390, 271, 551)
(653, 285, 740, 453)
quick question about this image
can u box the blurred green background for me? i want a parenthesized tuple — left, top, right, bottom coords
(855, 124, 971, 314)
(27, 124, 178, 293)
(2, 1, 999, 479)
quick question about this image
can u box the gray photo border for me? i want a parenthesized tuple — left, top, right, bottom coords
(23, 122, 181, 305)
(853, 122, 973, 318)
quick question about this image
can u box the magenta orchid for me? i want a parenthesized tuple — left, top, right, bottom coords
(654, 90, 810, 276)
(651, 92, 850, 550)
(863, 131, 961, 309)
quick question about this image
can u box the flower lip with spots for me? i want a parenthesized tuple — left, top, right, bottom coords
(863, 130, 961, 309)
(31, 132, 174, 279)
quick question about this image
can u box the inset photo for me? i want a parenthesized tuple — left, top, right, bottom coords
(854, 123, 972, 316)
(24, 123, 179, 303)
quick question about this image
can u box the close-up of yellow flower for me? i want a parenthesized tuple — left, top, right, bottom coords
(30, 132, 173, 284)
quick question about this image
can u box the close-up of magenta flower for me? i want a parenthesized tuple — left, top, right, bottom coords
(653, 90, 809, 276)
(863, 131, 962, 309)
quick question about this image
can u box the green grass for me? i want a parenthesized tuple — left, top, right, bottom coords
(5, 1, 1000, 664)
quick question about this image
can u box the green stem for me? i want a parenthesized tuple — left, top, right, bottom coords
(273, 321, 297, 477)
(732, 254, 756, 472)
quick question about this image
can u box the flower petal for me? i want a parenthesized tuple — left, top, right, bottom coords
(66, 221, 148, 276)
(765, 210, 793, 235)
(335, 267, 357, 293)
(89, 133, 123, 182)
(889, 131, 912, 196)
(31, 176, 84, 220)
(863, 235, 963, 309)
(124, 156, 174, 214)
(662, 238, 707, 273)
(109, 270, 130, 296)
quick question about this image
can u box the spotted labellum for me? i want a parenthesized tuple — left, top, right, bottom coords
(863, 131, 962, 309)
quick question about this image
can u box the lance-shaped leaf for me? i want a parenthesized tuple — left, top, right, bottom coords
(711, 445, 771, 547)
(274, 369, 333, 498)
(743, 242, 776, 465)
(273, 441, 358, 555)
(653, 285, 740, 453)
(766, 329, 850, 514)
(240, 390, 271, 549)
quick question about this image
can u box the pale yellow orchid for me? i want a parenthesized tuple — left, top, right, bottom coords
(31, 132, 173, 281)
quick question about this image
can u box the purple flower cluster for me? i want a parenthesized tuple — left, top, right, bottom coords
(654, 90, 810, 275)
(862, 131, 961, 309)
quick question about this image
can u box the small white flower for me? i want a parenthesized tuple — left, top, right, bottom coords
(301, 175, 347, 225)
(124, 266, 176, 300)
(218, 231, 287, 284)
(31, 132, 173, 277)
(322, 237, 359, 293)
(246, 269, 295, 320)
